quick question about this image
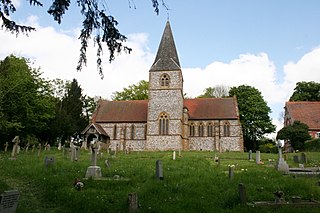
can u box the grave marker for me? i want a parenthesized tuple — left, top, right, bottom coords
(85, 145, 102, 178)
(156, 160, 163, 180)
(4, 142, 8, 152)
(275, 141, 289, 173)
(301, 153, 307, 164)
(44, 156, 55, 167)
(238, 183, 247, 204)
(128, 192, 138, 212)
(173, 151, 176, 160)
(0, 190, 20, 213)
(248, 150, 253, 161)
(256, 151, 261, 164)
(228, 165, 234, 180)
(10, 136, 20, 159)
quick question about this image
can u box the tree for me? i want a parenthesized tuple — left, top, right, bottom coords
(197, 85, 230, 98)
(1, 0, 166, 78)
(112, 80, 149, 100)
(0, 55, 55, 145)
(229, 85, 276, 151)
(276, 121, 311, 151)
(289, 81, 320, 101)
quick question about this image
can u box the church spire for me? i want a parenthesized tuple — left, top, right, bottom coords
(150, 21, 181, 71)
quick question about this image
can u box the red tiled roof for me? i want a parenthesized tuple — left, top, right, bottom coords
(93, 97, 239, 123)
(81, 122, 109, 136)
(285, 101, 320, 129)
(184, 98, 239, 120)
(93, 100, 148, 123)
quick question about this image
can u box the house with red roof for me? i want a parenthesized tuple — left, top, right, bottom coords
(284, 101, 320, 139)
(82, 21, 244, 152)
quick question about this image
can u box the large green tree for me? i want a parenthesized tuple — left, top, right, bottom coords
(0, 55, 55, 145)
(229, 85, 276, 151)
(276, 121, 311, 151)
(197, 85, 230, 98)
(289, 81, 320, 101)
(1, 0, 165, 78)
(112, 80, 149, 101)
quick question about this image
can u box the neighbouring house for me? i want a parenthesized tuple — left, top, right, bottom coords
(284, 101, 320, 139)
(82, 21, 244, 152)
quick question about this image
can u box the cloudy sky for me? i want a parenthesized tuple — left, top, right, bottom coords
(1, 0, 320, 137)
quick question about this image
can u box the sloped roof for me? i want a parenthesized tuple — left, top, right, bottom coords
(93, 100, 148, 123)
(285, 101, 320, 129)
(184, 98, 239, 120)
(92, 98, 239, 123)
(150, 21, 181, 71)
(81, 122, 109, 136)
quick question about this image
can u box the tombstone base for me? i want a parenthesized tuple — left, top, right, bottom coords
(85, 166, 102, 178)
(275, 158, 289, 173)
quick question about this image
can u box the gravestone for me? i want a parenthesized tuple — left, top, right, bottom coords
(57, 142, 62, 151)
(25, 143, 30, 152)
(44, 156, 55, 167)
(173, 151, 176, 160)
(10, 136, 20, 159)
(300, 153, 307, 164)
(128, 192, 138, 212)
(105, 159, 111, 168)
(256, 151, 261, 164)
(0, 190, 20, 213)
(248, 150, 253, 161)
(32, 144, 35, 152)
(293, 155, 299, 163)
(275, 140, 289, 173)
(37, 144, 42, 157)
(4, 142, 8, 152)
(85, 146, 102, 178)
(238, 183, 247, 204)
(228, 165, 234, 180)
(156, 160, 163, 180)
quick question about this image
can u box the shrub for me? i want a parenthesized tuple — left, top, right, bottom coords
(258, 143, 277, 153)
(304, 139, 320, 151)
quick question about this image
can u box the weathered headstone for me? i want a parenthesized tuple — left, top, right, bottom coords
(37, 144, 42, 157)
(4, 142, 8, 152)
(228, 165, 234, 180)
(156, 160, 163, 180)
(173, 151, 176, 160)
(301, 153, 307, 164)
(248, 150, 253, 161)
(105, 159, 111, 168)
(44, 156, 55, 167)
(57, 142, 62, 151)
(238, 183, 247, 204)
(0, 190, 20, 213)
(128, 192, 138, 213)
(10, 136, 20, 159)
(293, 155, 299, 163)
(256, 151, 261, 164)
(25, 143, 30, 152)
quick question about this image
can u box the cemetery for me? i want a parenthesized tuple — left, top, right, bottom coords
(0, 145, 320, 212)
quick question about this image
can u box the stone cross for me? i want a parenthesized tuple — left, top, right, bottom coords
(11, 136, 20, 158)
(277, 140, 283, 159)
(91, 147, 98, 166)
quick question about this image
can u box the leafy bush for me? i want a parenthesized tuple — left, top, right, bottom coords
(304, 139, 320, 151)
(258, 143, 277, 153)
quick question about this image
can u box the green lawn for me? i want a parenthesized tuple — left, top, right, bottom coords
(0, 149, 319, 213)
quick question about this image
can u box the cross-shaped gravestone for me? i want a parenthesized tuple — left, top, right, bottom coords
(275, 140, 289, 173)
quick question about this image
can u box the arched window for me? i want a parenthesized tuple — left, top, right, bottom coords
(160, 74, 170, 87)
(189, 123, 195, 137)
(131, 124, 135, 139)
(223, 121, 230, 137)
(159, 112, 169, 135)
(207, 123, 213, 137)
(199, 123, 204, 137)
(113, 125, 117, 139)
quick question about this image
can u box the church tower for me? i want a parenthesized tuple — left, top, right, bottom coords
(146, 21, 184, 150)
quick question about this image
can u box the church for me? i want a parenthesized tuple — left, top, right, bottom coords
(82, 21, 244, 152)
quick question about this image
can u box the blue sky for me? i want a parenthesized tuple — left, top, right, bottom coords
(1, 0, 320, 137)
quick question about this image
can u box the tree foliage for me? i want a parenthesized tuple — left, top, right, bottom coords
(229, 85, 276, 151)
(0, 55, 55, 144)
(112, 80, 149, 101)
(197, 85, 230, 98)
(1, 0, 166, 78)
(276, 121, 311, 151)
(289, 81, 320, 101)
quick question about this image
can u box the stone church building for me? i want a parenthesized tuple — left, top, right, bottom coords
(82, 21, 244, 152)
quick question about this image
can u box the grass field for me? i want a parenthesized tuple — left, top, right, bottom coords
(0, 149, 320, 213)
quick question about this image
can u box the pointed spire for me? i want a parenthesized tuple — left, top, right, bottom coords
(150, 21, 181, 71)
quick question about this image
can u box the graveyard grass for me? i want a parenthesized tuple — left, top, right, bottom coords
(1, 150, 320, 213)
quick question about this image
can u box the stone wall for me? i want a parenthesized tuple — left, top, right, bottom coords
(146, 135, 182, 151)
